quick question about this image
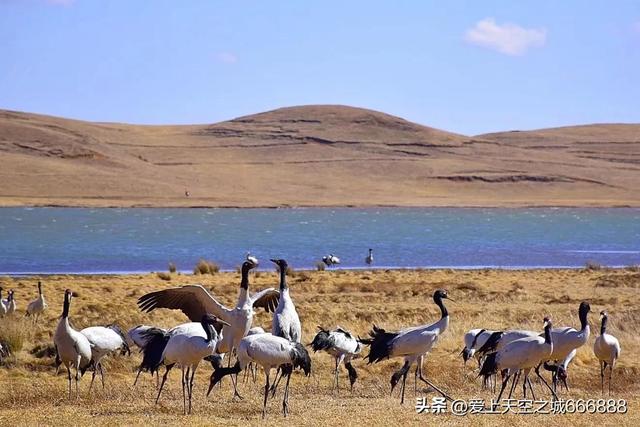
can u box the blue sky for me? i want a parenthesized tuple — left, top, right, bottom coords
(1, 1, 639, 135)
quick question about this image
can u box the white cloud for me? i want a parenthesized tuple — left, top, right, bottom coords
(216, 52, 238, 64)
(465, 18, 547, 56)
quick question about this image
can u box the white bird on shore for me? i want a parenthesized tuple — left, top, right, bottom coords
(138, 259, 279, 398)
(80, 324, 130, 391)
(208, 333, 312, 418)
(26, 281, 47, 322)
(594, 310, 621, 395)
(322, 254, 340, 267)
(156, 314, 229, 414)
(310, 326, 363, 391)
(53, 289, 92, 398)
(0, 287, 7, 316)
(365, 248, 373, 266)
(2, 290, 16, 315)
(479, 317, 555, 403)
(364, 289, 453, 404)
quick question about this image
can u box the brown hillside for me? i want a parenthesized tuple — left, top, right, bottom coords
(0, 106, 638, 207)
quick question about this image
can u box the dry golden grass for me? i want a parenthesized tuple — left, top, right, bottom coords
(0, 268, 638, 426)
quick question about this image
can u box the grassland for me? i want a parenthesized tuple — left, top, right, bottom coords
(0, 268, 638, 426)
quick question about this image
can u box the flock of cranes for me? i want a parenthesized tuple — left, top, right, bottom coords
(0, 255, 625, 419)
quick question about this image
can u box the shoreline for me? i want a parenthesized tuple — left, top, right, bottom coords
(2, 265, 636, 277)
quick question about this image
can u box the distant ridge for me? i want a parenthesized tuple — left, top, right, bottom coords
(0, 105, 638, 207)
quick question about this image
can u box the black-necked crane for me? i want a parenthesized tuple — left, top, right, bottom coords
(479, 317, 555, 404)
(138, 259, 279, 398)
(322, 254, 340, 267)
(208, 333, 311, 418)
(593, 310, 621, 395)
(243, 326, 265, 383)
(26, 281, 47, 322)
(53, 289, 92, 398)
(2, 289, 16, 315)
(540, 301, 590, 391)
(80, 324, 130, 391)
(310, 326, 363, 391)
(155, 314, 228, 414)
(268, 258, 301, 396)
(0, 287, 7, 316)
(365, 249, 373, 266)
(543, 348, 576, 392)
(134, 322, 218, 387)
(364, 289, 453, 404)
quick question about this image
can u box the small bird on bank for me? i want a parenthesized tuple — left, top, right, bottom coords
(26, 281, 47, 322)
(53, 289, 92, 399)
(593, 310, 621, 395)
(310, 326, 363, 392)
(322, 254, 340, 267)
(365, 248, 373, 266)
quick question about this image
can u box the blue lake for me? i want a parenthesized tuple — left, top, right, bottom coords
(0, 207, 639, 274)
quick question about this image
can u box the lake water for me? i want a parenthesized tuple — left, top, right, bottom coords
(0, 207, 638, 274)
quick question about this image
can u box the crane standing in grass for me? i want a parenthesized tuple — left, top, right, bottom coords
(310, 326, 363, 392)
(208, 333, 312, 418)
(53, 289, 92, 399)
(80, 324, 130, 391)
(138, 258, 279, 398)
(364, 289, 454, 404)
(593, 310, 621, 395)
(156, 314, 229, 414)
(26, 281, 47, 322)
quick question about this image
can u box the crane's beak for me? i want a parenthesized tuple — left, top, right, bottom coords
(445, 296, 455, 303)
(269, 259, 277, 264)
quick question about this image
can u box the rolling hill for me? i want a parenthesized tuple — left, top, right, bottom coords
(0, 105, 638, 207)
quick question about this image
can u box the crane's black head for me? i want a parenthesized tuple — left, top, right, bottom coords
(270, 259, 288, 270)
(242, 259, 257, 272)
(579, 301, 591, 316)
(433, 289, 453, 302)
(543, 316, 552, 328)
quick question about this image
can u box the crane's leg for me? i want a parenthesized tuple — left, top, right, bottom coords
(600, 361, 605, 395)
(133, 366, 143, 387)
(534, 364, 557, 400)
(608, 364, 613, 396)
(89, 368, 97, 393)
(189, 365, 197, 414)
(270, 367, 282, 398)
(75, 355, 82, 399)
(99, 362, 105, 389)
(508, 370, 520, 399)
(414, 355, 423, 395)
(282, 370, 292, 417)
(527, 376, 536, 400)
(263, 371, 270, 419)
(418, 371, 453, 401)
(400, 362, 410, 405)
(66, 365, 72, 400)
(182, 366, 188, 415)
(243, 362, 250, 383)
(494, 371, 511, 409)
(156, 364, 173, 404)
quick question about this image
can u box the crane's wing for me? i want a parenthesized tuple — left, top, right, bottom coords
(138, 285, 232, 323)
(249, 288, 280, 313)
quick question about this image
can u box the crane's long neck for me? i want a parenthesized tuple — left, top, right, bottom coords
(579, 307, 588, 331)
(434, 296, 448, 319)
(38, 282, 42, 296)
(600, 315, 608, 335)
(202, 321, 215, 342)
(544, 323, 552, 345)
(62, 295, 70, 319)
(279, 268, 288, 290)
(237, 266, 251, 307)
